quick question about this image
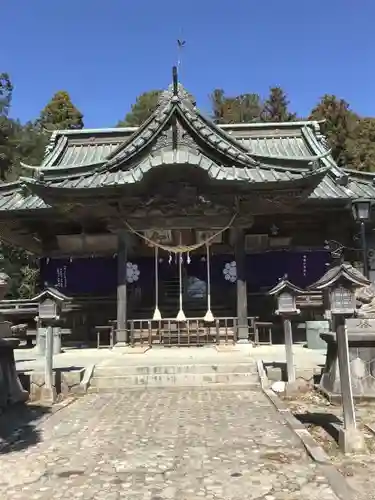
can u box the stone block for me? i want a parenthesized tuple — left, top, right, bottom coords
(338, 426, 366, 454)
(346, 318, 375, 335)
(40, 386, 57, 404)
(320, 329, 375, 399)
(0, 338, 29, 409)
(285, 378, 313, 397)
(30, 369, 83, 401)
(350, 357, 367, 379)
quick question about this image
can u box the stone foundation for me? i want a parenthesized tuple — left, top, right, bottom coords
(29, 369, 85, 401)
(0, 338, 29, 410)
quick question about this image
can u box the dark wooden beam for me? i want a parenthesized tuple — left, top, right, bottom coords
(0, 222, 43, 254)
(234, 227, 249, 343)
(116, 231, 128, 345)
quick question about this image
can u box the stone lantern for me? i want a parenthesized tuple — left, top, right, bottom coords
(32, 287, 70, 402)
(0, 272, 29, 409)
(32, 287, 70, 355)
(35, 287, 67, 323)
(269, 276, 305, 383)
(309, 263, 370, 453)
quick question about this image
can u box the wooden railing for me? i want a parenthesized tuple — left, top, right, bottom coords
(0, 291, 323, 319)
(0, 295, 117, 317)
(125, 316, 273, 347)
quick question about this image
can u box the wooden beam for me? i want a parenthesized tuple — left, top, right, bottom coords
(0, 222, 43, 254)
(116, 231, 128, 345)
(234, 227, 249, 343)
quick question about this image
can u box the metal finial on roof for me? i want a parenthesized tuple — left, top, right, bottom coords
(177, 38, 186, 70)
(172, 66, 178, 96)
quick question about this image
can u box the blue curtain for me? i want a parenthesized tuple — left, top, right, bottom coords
(40, 250, 330, 295)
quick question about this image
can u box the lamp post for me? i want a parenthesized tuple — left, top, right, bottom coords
(352, 199, 372, 278)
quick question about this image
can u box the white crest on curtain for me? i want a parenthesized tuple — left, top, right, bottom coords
(223, 261, 237, 283)
(126, 262, 140, 283)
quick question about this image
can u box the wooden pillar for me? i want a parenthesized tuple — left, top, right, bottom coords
(234, 228, 249, 342)
(116, 232, 128, 345)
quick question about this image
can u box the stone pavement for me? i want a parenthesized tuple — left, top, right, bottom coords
(0, 388, 345, 500)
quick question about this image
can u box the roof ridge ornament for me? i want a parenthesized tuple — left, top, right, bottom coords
(157, 66, 196, 109)
(173, 66, 178, 97)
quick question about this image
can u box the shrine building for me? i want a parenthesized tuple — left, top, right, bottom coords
(0, 69, 374, 347)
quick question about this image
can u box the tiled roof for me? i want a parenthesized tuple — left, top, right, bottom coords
(56, 141, 121, 167)
(38, 150, 327, 190)
(1, 170, 375, 212)
(308, 263, 370, 290)
(237, 135, 311, 158)
(3, 82, 375, 212)
(309, 175, 375, 200)
(41, 129, 135, 168)
(30, 89, 331, 173)
(39, 124, 323, 170)
(0, 190, 49, 211)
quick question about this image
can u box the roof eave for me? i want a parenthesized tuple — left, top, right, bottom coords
(219, 119, 325, 131)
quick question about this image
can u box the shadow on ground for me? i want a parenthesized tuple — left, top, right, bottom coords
(296, 412, 342, 442)
(0, 403, 51, 454)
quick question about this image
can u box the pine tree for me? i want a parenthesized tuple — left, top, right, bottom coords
(262, 87, 296, 122)
(309, 95, 357, 167)
(0, 74, 15, 180)
(118, 90, 162, 127)
(210, 90, 262, 124)
(0, 73, 39, 297)
(39, 90, 84, 130)
(345, 118, 375, 172)
(210, 89, 226, 123)
(0, 73, 12, 116)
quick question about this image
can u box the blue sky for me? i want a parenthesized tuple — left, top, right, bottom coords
(2, 0, 374, 128)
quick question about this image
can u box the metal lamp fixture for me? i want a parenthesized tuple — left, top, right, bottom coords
(351, 199, 372, 278)
(352, 199, 372, 223)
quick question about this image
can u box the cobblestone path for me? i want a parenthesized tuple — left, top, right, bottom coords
(0, 389, 344, 500)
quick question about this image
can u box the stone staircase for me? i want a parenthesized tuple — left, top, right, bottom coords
(88, 362, 259, 392)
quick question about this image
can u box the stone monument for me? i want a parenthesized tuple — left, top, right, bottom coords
(0, 273, 29, 410)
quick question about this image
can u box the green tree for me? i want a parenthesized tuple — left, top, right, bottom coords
(0, 118, 17, 181)
(210, 90, 262, 124)
(211, 89, 226, 123)
(345, 118, 375, 172)
(0, 244, 38, 298)
(0, 73, 41, 298)
(0, 74, 16, 180)
(4, 120, 48, 182)
(0, 73, 12, 115)
(262, 87, 296, 122)
(309, 95, 357, 167)
(118, 90, 162, 127)
(39, 90, 84, 130)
